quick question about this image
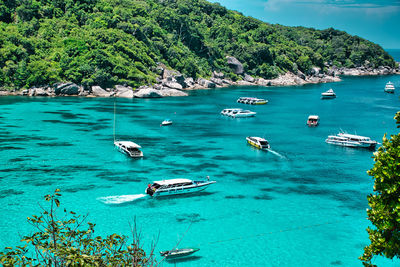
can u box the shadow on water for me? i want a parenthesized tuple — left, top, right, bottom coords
(165, 255, 202, 264)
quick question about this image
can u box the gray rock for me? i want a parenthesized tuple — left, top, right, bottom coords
(184, 77, 195, 88)
(21, 89, 29, 96)
(54, 82, 80, 95)
(297, 71, 306, 80)
(133, 87, 162, 98)
(226, 56, 244, 74)
(92, 86, 111, 97)
(163, 81, 183, 90)
(244, 74, 255, 83)
(310, 67, 321, 76)
(162, 68, 181, 80)
(35, 88, 48, 96)
(212, 71, 225, 79)
(159, 89, 188, 97)
(197, 78, 216, 88)
(222, 79, 233, 85)
(115, 85, 133, 98)
(210, 78, 223, 85)
(175, 74, 187, 88)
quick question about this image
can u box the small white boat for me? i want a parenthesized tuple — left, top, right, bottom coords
(384, 81, 395, 93)
(325, 132, 377, 149)
(237, 97, 268, 105)
(230, 109, 256, 118)
(145, 178, 216, 197)
(221, 108, 241, 116)
(160, 248, 200, 259)
(307, 115, 320, 127)
(114, 141, 143, 158)
(321, 89, 336, 99)
(246, 136, 270, 150)
(161, 119, 173, 126)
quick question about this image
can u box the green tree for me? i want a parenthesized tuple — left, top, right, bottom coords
(0, 189, 156, 266)
(360, 112, 400, 266)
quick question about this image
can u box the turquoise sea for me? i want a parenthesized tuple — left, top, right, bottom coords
(1, 74, 400, 266)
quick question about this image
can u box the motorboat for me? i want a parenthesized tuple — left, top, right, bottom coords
(221, 108, 241, 116)
(230, 109, 256, 118)
(160, 248, 200, 259)
(145, 178, 216, 197)
(114, 141, 143, 158)
(384, 81, 395, 93)
(325, 132, 377, 149)
(237, 97, 268, 105)
(307, 115, 320, 127)
(161, 119, 173, 126)
(246, 136, 270, 150)
(321, 89, 336, 99)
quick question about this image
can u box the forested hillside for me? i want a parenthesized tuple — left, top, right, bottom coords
(0, 0, 395, 89)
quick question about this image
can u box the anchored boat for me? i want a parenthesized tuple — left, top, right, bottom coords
(307, 115, 320, 127)
(325, 132, 377, 149)
(321, 89, 336, 99)
(246, 136, 270, 150)
(145, 178, 216, 197)
(160, 248, 200, 259)
(114, 141, 143, 158)
(161, 119, 173, 126)
(237, 97, 268, 105)
(384, 81, 395, 93)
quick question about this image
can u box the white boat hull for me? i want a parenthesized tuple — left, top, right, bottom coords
(325, 140, 376, 149)
(148, 181, 215, 197)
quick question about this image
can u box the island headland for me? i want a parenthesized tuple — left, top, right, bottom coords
(0, 0, 399, 98)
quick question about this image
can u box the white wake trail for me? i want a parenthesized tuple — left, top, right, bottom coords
(267, 149, 286, 159)
(97, 194, 147, 204)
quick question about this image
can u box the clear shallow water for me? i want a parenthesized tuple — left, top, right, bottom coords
(1, 75, 400, 266)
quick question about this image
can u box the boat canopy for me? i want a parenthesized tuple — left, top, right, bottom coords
(308, 115, 319, 120)
(115, 141, 142, 148)
(338, 133, 370, 140)
(153, 178, 193, 186)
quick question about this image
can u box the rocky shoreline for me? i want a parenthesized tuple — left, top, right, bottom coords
(1, 57, 399, 98)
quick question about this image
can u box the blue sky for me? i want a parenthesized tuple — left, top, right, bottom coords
(210, 0, 400, 49)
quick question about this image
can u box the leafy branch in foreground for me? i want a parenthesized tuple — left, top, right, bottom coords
(360, 112, 400, 266)
(0, 189, 156, 266)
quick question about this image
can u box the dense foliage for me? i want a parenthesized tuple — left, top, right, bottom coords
(0, 189, 156, 266)
(360, 112, 400, 266)
(0, 0, 395, 89)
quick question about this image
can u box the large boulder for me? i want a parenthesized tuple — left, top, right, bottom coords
(244, 74, 255, 83)
(210, 77, 223, 85)
(34, 87, 49, 96)
(212, 71, 225, 79)
(54, 82, 80, 95)
(133, 87, 162, 98)
(197, 78, 216, 88)
(163, 81, 183, 90)
(92, 86, 111, 97)
(310, 67, 321, 76)
(159, 88, 188, 97)
(226, 56, 244, 74)
(115, 85, 133, 98)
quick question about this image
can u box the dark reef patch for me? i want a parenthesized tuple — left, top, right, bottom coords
(225, 195, 246, 199)
(254, 194, 274, 200)
(63, 184, 97, 193)
(0, 189, 24, 199)
(176, 213, 205, 223)
(182, 153, 204, 158)
(330, 260, 342, 266)
(37, 142, 74, 147)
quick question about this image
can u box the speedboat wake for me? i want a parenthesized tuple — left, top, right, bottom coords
(267, 149, 286, 159)
(97, 194, 147, 204)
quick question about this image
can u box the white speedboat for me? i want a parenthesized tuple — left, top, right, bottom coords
(384, 81, 395, 93)
(321, 89, 336, 99)
(246, 136, 270, 150)
(114, 141, 143, 158)
(237, 97, 268, 105)
(161, 119, 173, 126)
(230, 109, 256, 118)
(325, 132, 377, 149)
(307, 115, 320, 127)
(221, 108, 241, 116)
(145, 178, 216, 197)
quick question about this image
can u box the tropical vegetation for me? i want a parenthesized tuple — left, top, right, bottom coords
(0, 189, 156, 266)
(0, 0, 395, 89)
(360, 112, 400, 266)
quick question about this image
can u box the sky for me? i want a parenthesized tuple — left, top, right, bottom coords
(210, 0, 400, 49)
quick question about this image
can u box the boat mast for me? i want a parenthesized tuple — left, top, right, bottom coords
(113, 101, 116, 142)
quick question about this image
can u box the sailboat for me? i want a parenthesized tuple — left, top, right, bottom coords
(113, 102, 143, 158)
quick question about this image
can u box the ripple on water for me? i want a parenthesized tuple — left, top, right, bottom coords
(0, 189, 24, 199)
